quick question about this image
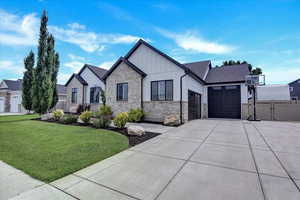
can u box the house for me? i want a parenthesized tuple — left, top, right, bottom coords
(65, 64, 107, 113)
(289, 79, 300, 100)
(256, 84, 291, 101)
(102, 39, 250, 123)
(0, 79, 67, 113)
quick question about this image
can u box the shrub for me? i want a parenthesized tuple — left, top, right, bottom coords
(128, 108, 144, 122)
(93, 117, 111, 128)
(62, 114, 78, 124)
(113, 112, 128, 128)
(52, 109, 64, 121)
(96, 105, 113, 118)
(79, 111, 92, 124)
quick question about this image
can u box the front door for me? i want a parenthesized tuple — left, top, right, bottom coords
(188, 90, 201, 120)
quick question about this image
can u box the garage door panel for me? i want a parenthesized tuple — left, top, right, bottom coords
(208, 85, 241, 119)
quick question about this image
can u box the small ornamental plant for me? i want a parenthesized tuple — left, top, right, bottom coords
(52, 109, 64, 121)
(128, 108, 144, 122)
(113, 112, 129, 129)
(79, 111, 92, 124)
(62, 114, 78, 124)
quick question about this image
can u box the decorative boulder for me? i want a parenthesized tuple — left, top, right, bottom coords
(127, 125, 145, 136)
(163, 115, 180, 126)
(41, 113, 53, 121)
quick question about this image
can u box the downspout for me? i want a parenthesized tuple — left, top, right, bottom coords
(180, 72, 187, 124)
(141, 77, 144, 110)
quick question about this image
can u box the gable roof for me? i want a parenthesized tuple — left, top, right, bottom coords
(0, 79, 22, 91)
(205, 64, 250, 84)
(78, 64, 107, 81)
(184, 60, 211, 80)
(124, 39, 206, 84)
(65, 73, 88, 86)
(102, 57, 147, 80)
(56, 84, 67, 94)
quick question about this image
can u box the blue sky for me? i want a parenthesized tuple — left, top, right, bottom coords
(0, 0, 300, 84)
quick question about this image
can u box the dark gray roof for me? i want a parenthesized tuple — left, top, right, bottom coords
(184, 61, 211, 80)
(56, 84, 67, 94)
(86, 64, 108, 79)
(1, 79, 22, 91)
(1, 79, 67, 94)
(205, 64, 250, 84)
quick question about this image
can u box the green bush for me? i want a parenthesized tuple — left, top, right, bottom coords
(128, 108, 144, 122)
(79, 111, 92, 124)
(52, 109, 64, 121)
(62, 115, 78, 124)
(96, 105, 113, 118)
(93, 117, 111, 128)
(113, 112, 128, 128)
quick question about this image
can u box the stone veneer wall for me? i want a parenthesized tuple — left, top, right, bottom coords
(143, 101, 188, 122)
(106, 62, 142, 115)
(66, 78, 84, 113)
(241, 103, 249, 120)
(202, 103, 208, 118)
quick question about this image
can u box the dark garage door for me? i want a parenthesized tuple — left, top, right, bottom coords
(208, 85, 241, 119)
(188, 90, 201, 120)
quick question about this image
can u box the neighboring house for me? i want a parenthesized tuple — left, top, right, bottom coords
(256, 84, 291, 101)
(102, 39, 250, 122)
(65, 64, 107, 113)
(0, 79, 67, 113)
(289, 79, 300, 100)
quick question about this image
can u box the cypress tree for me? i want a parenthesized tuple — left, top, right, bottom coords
(50, 52, 60, 109)
(32, 10, 49, 114)
(22, 51, 35, 112)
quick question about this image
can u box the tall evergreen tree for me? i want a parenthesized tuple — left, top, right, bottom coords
(22, 51, 35, 112)
(32, 10, 49, 114)
(50, 52, 60, 109)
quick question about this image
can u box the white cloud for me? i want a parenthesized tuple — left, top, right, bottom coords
(0, 10, 39, 46)
(156, 28, 235, 54)
(0, 60, 24, 76)
(57, 72, 71, 84)
(64, 61, 85, 72)
(0, 9, 141, 51)
(68, 53, 85, 61)
(98, 61, 114, 70)
(49, 24, 141, 52)
(67, 22, 86, 30)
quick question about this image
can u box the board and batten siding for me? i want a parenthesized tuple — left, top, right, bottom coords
(128, 44, 186, 101)
(80, 67, 105, 104)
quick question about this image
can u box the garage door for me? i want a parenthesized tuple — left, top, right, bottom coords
(10, 95, 20, 113)
(0, 97, 4, 112)
(188, 90, 201, 120)
(208, 85, 241, 119)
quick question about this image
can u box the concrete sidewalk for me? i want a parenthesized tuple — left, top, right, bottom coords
(7, 119, 300, 200)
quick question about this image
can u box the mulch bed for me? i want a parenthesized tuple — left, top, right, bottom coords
(33, 118, 160, 147)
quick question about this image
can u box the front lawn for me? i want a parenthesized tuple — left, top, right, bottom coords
(0, 115, 129, 182)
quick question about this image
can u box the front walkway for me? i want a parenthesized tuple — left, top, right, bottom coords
(8, 120, 300, 199)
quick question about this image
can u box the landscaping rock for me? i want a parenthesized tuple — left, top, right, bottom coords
(41, 113, 53, 120)
(127, 125, 145, 136)
(163, 115, 180, 126)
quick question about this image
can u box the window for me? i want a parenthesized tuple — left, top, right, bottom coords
(225, 85, 238, 90)
(151, 80, 173, 101)
(290, 87, 294, 92)
(90, 87, 101, 103)
(117, 83, 128, 101)
(212, 86, 222, 90)
(71, 88, 77, 103)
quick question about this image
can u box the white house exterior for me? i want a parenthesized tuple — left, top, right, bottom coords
(65, 64, 107, 112)
(256, 84, 291, 101)
(102, 39, 250, 122)
(0, 79, 67, 113)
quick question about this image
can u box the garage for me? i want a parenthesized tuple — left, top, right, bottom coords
(0, 97, 4, 112)
(208, 85, 241, 119)
(188, 90, 201, 120)
(10, 95, 20, 113)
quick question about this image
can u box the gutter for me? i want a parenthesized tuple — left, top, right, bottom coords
(180, 72, 187, 124)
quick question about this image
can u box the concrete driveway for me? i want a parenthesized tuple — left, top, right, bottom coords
(9, 120, 300, 200)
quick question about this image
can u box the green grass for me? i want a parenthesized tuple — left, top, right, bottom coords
(0, 115, 129, 182)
